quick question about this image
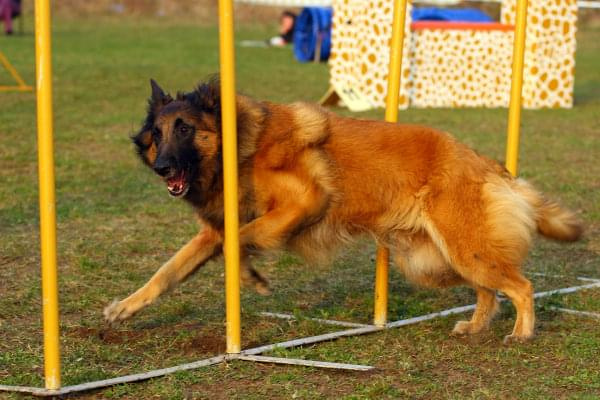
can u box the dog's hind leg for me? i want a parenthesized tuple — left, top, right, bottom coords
(491, 272, 534, 344)
(452, 286, 499, 336)
(460, 268, 534, 343)
(442, 256, 535, 343)
(421, 173, 537, 342)
(427, 230, 534, 342)
(103, 227, 222, 323)
(445, 260, 534, 342)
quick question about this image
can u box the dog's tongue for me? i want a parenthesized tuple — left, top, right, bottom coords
(167, 171, 186, 194)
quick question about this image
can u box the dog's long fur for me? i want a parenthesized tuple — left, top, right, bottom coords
(104, 79, 583, 342)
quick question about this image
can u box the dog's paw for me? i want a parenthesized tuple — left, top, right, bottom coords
(254, 281, 272, 296)
(451, 320, 489, 336)
(103, 299, 134, 324)
(503, 333, 534, 345)
(451, 320, 474, 336)
(242, 268, 272, 296)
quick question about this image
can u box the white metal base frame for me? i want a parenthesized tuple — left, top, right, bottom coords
(549, 307, 600, 319)
(2, 277, 599, 397)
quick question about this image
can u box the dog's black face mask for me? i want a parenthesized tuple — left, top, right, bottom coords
(132, 79, 222, 198)
(150, 108, 200, 197)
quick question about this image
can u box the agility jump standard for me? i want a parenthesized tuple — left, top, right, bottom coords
(0, 51, 33, 92)
(5, 0, 590, 396)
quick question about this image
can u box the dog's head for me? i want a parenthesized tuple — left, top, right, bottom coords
(132, 78, 223, 198)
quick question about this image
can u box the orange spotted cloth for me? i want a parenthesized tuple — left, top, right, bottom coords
(328, 0, 576, 109)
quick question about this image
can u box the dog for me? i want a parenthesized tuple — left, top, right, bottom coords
(103, 78, 583, 343)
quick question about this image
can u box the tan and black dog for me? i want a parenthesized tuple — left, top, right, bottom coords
(104, 78, 582, 343)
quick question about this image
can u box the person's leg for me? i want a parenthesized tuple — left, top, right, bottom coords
(0, 0, 13, 34)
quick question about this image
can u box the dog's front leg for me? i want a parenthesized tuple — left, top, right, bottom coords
(239, 210, 299, 250)
(103, 227, 222, 323)
(239, 204, 316, 251)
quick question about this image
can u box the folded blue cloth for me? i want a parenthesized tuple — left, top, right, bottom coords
(412, 7, 493, 23)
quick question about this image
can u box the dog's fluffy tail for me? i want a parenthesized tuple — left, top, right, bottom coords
(513, 179, 583, 242)
(536, 199, 583, 242)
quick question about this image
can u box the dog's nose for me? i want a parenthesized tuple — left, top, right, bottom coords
(154, 165, 170, 177)
(153, 157, 171, 177)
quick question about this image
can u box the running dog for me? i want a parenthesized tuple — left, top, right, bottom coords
(104, 78, 582, 343)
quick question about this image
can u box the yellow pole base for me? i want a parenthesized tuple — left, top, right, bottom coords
(374, 246, 390, 327)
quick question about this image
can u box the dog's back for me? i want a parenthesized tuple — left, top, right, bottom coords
(256, 102, 582, 342)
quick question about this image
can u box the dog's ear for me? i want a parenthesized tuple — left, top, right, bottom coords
(149, 79, 173, 115)
(131, 79, 169, 167)
(131, 128, 157, 167)
(183, 76, 221, 113)
(198, 76, 221, 111)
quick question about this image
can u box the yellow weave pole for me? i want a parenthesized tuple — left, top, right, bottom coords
(505, 0, 529, 177)
(374, 0, 409, 327)
(384, 0, 409, 123)
(218, 0, 241, 354)
(34, 0, 61, 390)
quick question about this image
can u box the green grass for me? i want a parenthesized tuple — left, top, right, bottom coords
(1, 16, 600, 399)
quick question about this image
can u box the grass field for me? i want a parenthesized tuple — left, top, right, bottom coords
(1, 16, 600, 399)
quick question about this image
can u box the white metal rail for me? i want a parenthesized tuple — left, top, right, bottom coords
(235, 0, 600, 9)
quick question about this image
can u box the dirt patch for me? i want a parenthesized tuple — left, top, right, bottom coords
(65, 322, 232, 357)
(182, 329, 226, 355)
(67, 326, 148, 344)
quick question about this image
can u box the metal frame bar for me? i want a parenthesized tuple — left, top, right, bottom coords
(260, 312, 370, 328)
(529, 272, 600, 283)
(236, 355, 374, 371)
(0, 356, 228, 397)
(549, 307, 600, 319)
(262, 281, 600, 331)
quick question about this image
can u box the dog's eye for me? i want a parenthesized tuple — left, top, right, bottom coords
(152, 127, 162, 142)
(178, 123, 194, 136)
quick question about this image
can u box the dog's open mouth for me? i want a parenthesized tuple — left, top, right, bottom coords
(166, 170, 189, 197)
